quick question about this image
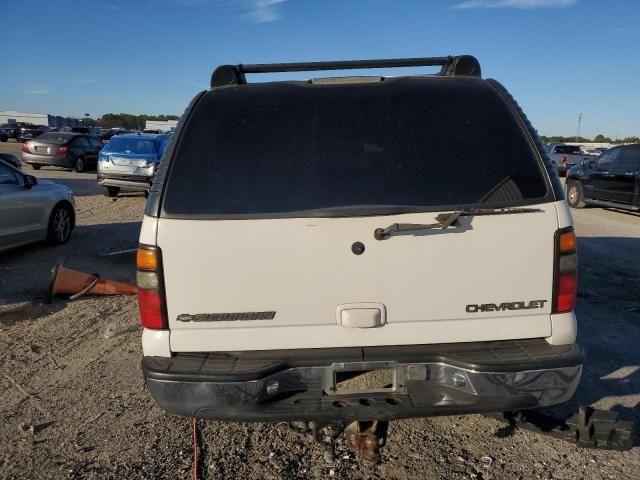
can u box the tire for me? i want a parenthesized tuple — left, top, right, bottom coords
(74, 157, 85, 173)
(47, 203, 73, 244)
(31, 164, 41, 170)
(567, 181, 586, 209)
(103, 186, 120, 197)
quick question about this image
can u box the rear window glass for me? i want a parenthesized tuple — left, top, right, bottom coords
(38, 133, 74, 143)
(104, 138, 159, 154)
(163, 78, 548, 218)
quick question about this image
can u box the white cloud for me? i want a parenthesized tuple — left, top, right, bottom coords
(243, 0, 287, 23)
(171, 0, 288, 22)
(452, 0, 577, 9)
(24, 88, 49, 95)
(106, 4, 119, 11)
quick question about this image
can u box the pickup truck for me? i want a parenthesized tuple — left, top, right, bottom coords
(545, 143, 593, 176)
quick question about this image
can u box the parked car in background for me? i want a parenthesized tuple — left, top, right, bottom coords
(0, 154, 22, 169)
(101, 129, 132, 142)
(1, 122, 31, 139)
(71, 126, 101, 138)
(0, 158, 75, 253)
(545, 144, 592, 176)
(0, 130, 7, 142)
(16, 125, 47, 142)
(566, 144, 640, 211)
(21, 132, 103, 172)
(97, 133, 169, 196)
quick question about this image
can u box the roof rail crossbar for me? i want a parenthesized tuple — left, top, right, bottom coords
(210, 55, 481, 88)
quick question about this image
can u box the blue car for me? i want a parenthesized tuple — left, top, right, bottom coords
(97, 134, 169, 197)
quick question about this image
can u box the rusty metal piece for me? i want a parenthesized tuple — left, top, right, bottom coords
(344, 420, 388, 464)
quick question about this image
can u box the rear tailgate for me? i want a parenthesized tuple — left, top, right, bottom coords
(158, 203, 558, 352)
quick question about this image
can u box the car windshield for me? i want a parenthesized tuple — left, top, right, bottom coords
(38, 133, 75, 143)
(163, 78, 549, 218)
(104, 138, 159, 155)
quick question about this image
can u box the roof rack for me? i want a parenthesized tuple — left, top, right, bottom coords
(210, 55, 481, 88)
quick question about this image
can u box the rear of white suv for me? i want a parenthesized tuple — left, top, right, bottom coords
(137, 56, 582, 423)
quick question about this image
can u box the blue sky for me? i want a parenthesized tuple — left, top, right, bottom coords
(0, 0, 638, 138)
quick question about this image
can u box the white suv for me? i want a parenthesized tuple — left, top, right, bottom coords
(136, 56, 582, 426)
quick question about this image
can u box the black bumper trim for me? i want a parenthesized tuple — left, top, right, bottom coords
(142, 339, 584, 383)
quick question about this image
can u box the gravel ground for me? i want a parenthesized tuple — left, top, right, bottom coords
(1, 140, 639, 479)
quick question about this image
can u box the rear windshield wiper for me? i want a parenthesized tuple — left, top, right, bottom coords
(374, 207, 542, 240)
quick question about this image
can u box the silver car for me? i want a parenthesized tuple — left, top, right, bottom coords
(97, 134, 169, 197)
(0, 159, 75, 253)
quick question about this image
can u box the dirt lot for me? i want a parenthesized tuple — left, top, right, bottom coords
(1, 139, 639, 479)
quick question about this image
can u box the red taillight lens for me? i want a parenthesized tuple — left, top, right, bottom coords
(136, 245, 167, 329)
(554, 228, 577, 313)
(57, 145, 70, 155)
(562, 154, 568, 164)
(556, 271, 577, 313)
(22, 143, 31, 153)
(138, 289, 165, 329)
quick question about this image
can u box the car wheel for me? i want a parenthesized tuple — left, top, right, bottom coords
(104, 186, 120, 197)
(74, 157, 85, 173)
(31, 164, 41, 170)
(567, 181, 586, 209)
(47, 203, 73, 244)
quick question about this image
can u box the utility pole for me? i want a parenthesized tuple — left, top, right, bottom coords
(576, 113, 582, 141)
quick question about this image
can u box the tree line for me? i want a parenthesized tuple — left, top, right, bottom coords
(540, 134, 639, 144)
(91, 114, 180, 130)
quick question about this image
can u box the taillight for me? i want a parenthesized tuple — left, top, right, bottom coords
(22, 143, 31, 153)
(136, 245, 168, 329)
(553, 229, 577, 313)
(562, 154, 568, 165)
(57, 145, 70, 155)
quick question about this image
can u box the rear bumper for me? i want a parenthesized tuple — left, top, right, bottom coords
(21, 152, 69, 166)
(97, 173, 152, 190)
(142, 340, 583, 422)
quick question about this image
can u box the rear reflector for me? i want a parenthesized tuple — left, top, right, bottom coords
(138, 289, 165, 329)
(556, 271, 577, 313)
(559, 231, 577, 253)
(137, 247, 158, 270)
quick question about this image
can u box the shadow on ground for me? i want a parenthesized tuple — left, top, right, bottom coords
(0, 222, 140, 303)
(38, 176, 100, 197)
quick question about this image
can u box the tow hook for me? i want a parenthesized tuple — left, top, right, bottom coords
(288, 420, 389, 466)
(344, 420, 388, 464)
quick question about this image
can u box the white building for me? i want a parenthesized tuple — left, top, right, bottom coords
(145, 120, 178, 132)
(0, 110, 48, 125)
